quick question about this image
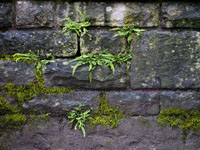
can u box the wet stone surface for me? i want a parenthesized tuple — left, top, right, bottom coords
(0, 3, 13, 28)
(0, 30, 77, 57)
(162, 2, 200, 28)
(16, 1, 54, 28)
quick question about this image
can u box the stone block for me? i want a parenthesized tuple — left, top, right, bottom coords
(80, 29, 127, 55)
(16, 1, 54, 28)
(105, 2, 159, 27)
(106, 91, 160, 116)
(0, 61, 35, 87)
(162, 2, 200, 28)
(0, 3, 12, 28)
(131, 31, 200, 89)
(0, 30, 78, 57)
(43, 59, 128, 90)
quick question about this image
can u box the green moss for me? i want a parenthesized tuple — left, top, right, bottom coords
(89, 93, 124, 128)
(0, 97, 19, 115)
(29, 114, 50, 125)
(158, 107, 200, 139)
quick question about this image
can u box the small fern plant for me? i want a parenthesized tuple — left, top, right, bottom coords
(68, 50, 132, 82)
(68, 104, 92, 137)
(110, 24, 145, 43)
(62, 10, 91, 39)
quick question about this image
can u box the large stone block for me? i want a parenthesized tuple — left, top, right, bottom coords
(131, 31, 200, 89)
(0, 30, 77, 57)
(43, 59, 128, 90)
(0, 61, 35, 87)
(162, 2, 200, 28)
(106, 91, 160, 116)
(0, 3, 12, 28)
(16, 1, 54, 28)
(105, 2, 159, 27)
(1, 117, 185, 150)
(80, 29, 127, 55)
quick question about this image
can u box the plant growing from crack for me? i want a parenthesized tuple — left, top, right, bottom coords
(68, 49, 132, 82)
(110, 24, 145, 43)
(68, 104, 92, 137)
(62, 10, 91, 39)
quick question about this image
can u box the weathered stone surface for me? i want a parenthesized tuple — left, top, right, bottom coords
(16, 1, 54, 28)
(0, 3, 12, 28)
(0, 61, 35, 87)
(43, 59, 128, 90)
(0, 30, 77, 57)
(56, 2, 81, 26)
(160, 91, 200, 110)
(131, 31, 200, 89)
(80, 29, 127, 55)
(105, 2, 159, 27)
(106, 91, 160, 116)
(1, 117, 185, 150)
(162, 2, 200, 28)
(185, 131, 200, 150)
(23, 90, 100, 114)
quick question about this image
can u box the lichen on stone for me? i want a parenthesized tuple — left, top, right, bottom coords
(89, 93, 124, 128)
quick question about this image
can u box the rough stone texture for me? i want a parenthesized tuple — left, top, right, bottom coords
(162, 2, 200, 28)
(185, 131, 200, 150)
(43, 59, 128, 90)
(56, 2, 81, 26)
(106, 91, 160, 116)
(0, 3, 12, 28)
(0, 30, 77, 57)
(105, 2, 159, 27)
(160, 91, 200, 110)
(80, 29, 127, 55)
(0, 61, 35, 87)
(16, 1, 54, 28)
(23, 90, 100, 114)
(131, 31, 200, 89)
(1, 117, 185, 150)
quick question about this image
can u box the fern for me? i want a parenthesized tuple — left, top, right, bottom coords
(68, 50, 132, 82)
(68, 104, 92, 137)
(110, 24, 145, 43)
(62, 10, 91, 39)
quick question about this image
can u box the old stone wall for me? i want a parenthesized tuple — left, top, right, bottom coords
(0, 1, 200, 150)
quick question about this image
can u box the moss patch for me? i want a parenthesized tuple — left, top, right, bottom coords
(89, 93, 124, 128)
(158, 107, 200, 139)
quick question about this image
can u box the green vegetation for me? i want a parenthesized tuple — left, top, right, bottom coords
(110, 24, 145, 43)
(68, 49, 132, 82)
(158, 107, 200, 139)
(62, 10, 91, 39)
(68, 104, 92, 137)
(89, 93, 124, 128)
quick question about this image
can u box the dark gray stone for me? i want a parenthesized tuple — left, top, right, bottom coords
(131, 31, 200, 89)
(0, 3, 12, 28)
(106, 91, 160, 116)
(80, 29, 127, 55)
(160, 91, 200, 110)
(23, 90, 100, 114)
(0, 30, 77, 57)
(0, 61, 35, 87)
(1, 117, 185, 150)
(162, 2, 200, 28)
(43, 59, 128, 90)
(105, 2, 159, 27)
(16, 1, 54, 28)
